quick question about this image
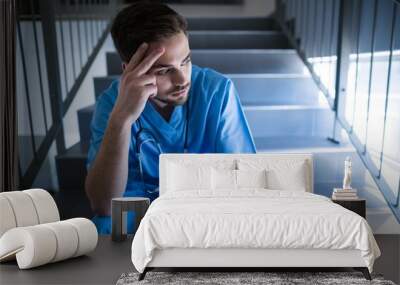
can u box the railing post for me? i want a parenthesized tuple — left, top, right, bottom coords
(0, 0, 18, 191)
(329, 0, 355, 142)
(39, 0, 66, 154)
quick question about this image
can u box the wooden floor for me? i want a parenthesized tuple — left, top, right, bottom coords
(373, 234, 400, 284)
(0, 235, 398, 284)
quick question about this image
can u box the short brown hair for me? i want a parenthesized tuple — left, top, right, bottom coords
(111, 1, 188, 63)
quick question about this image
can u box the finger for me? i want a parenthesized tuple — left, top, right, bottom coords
(124, 42, 149, 73)
(134, 48, 165, 76)
(126, 82, 157, 99)
(142, 84, 158, 99)
(139, 75, 157, 86)
(125, 74, 156, 86)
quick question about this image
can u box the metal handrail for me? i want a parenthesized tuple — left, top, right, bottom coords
(17, 0, 116, 188)
(276, 0, 400, 222)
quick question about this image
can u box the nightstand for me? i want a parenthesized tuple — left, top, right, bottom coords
(332, 198, 366, 218)
(111, 197, 150, 241)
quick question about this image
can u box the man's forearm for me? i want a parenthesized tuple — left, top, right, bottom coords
(85, 116, 132, 215)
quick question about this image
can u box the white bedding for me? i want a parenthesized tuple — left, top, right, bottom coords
(131, 190, 380, 273)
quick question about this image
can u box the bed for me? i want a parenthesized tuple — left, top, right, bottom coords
(131, 153, 380, 280)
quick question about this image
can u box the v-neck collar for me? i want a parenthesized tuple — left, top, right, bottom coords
(142, 100, 184, 132)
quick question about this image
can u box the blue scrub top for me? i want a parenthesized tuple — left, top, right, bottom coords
(87, 64, 256, 233)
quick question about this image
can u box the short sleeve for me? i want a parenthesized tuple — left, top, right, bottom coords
(215, 80, 257, 153)
(86, 81, 118, 170)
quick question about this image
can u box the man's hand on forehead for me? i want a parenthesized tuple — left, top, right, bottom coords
(124, 42, 165, 77)
(111, 42, 165, 126)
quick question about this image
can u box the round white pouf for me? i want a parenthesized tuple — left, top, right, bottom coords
(65, 218, 98, 257)
(0, 196, 17, 237)
(42, 221, 79, 262)
(0, 226, 57, 269)
(0, 219, 98, 269)
(0, 191, 39, 227)
(24, 189, 60, 224)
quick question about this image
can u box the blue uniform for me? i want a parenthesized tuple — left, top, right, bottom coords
(87, 65, 256, 233)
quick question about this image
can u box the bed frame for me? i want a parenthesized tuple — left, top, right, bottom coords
(138, 248, 371, 280)
(138, 154, 372, 281)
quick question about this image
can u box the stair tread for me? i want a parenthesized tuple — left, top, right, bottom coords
(254, 136, 354, 152)
(186, 17, 278, 31)
(56, 142, 88, 158)
(78, 104, 95, 112)
(187, 31, 290, 49)
(96, 74, 312, 79)
(190, 49, 298, 53)
(106, 50, 304, 75)
(243, 104, 330, 110)
(189, 30, 284, 35)
(107, 49, 297, 55)
(57, 136, 354, 159)
(228, 73, 311, 78)
(57, 137, 353, 158)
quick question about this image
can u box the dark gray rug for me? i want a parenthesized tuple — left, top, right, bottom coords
(116, 271, 396, 285)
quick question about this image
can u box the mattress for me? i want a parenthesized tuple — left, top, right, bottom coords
(131, 190, 380, 273)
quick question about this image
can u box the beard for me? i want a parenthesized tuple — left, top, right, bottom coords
(152, 83, 191, 106)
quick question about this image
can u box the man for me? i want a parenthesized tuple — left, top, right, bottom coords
(85, 1, 256, 233)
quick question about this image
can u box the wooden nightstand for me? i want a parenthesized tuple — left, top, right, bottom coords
(332, 198, 366, 218)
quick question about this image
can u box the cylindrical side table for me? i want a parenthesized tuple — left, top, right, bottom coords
(111, 197, 150, 242)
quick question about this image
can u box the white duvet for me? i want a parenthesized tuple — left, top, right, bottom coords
(131, 190, 380, 273)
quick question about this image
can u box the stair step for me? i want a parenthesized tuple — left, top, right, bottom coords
(191, 50, 304, 74)
(78, 77, 323, 146)
(254, 136, 352, 152)
(165, 0, 244, 4)
(94, 76, 118, 98)
(76, 106, 333, 149)
(77, 105, 95, 148)
(188, 31, 290, 49)
(92, 74, 321, 106)
(79, 75, 324, 146)
(106, 52, 122, 76)
(106, 50, 305, 76)
(75, 105, 335, 143)
(229, 74, 320, 105)
(55, 190, 93, 220)
(186, 17, 277, 31)
(244, 106, 334, 137)
(55, 142, 88, 190)
(54, 141, 93, 219)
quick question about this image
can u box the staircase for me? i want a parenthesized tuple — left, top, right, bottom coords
(55, 17, 355, 219)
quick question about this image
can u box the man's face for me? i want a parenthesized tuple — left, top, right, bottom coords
(123, 31, 192, 107)
(148, 31, 192, 106)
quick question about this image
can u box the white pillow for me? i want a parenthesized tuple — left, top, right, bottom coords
(166, 158, 236, 170)
(237, 159, 309, 192)
(266, 166, 307, 191)
(212, 168, 237, 190)
(211, 169, 268, 190)
(167, 162, 212, 191)
(236, 169, 268, 189)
